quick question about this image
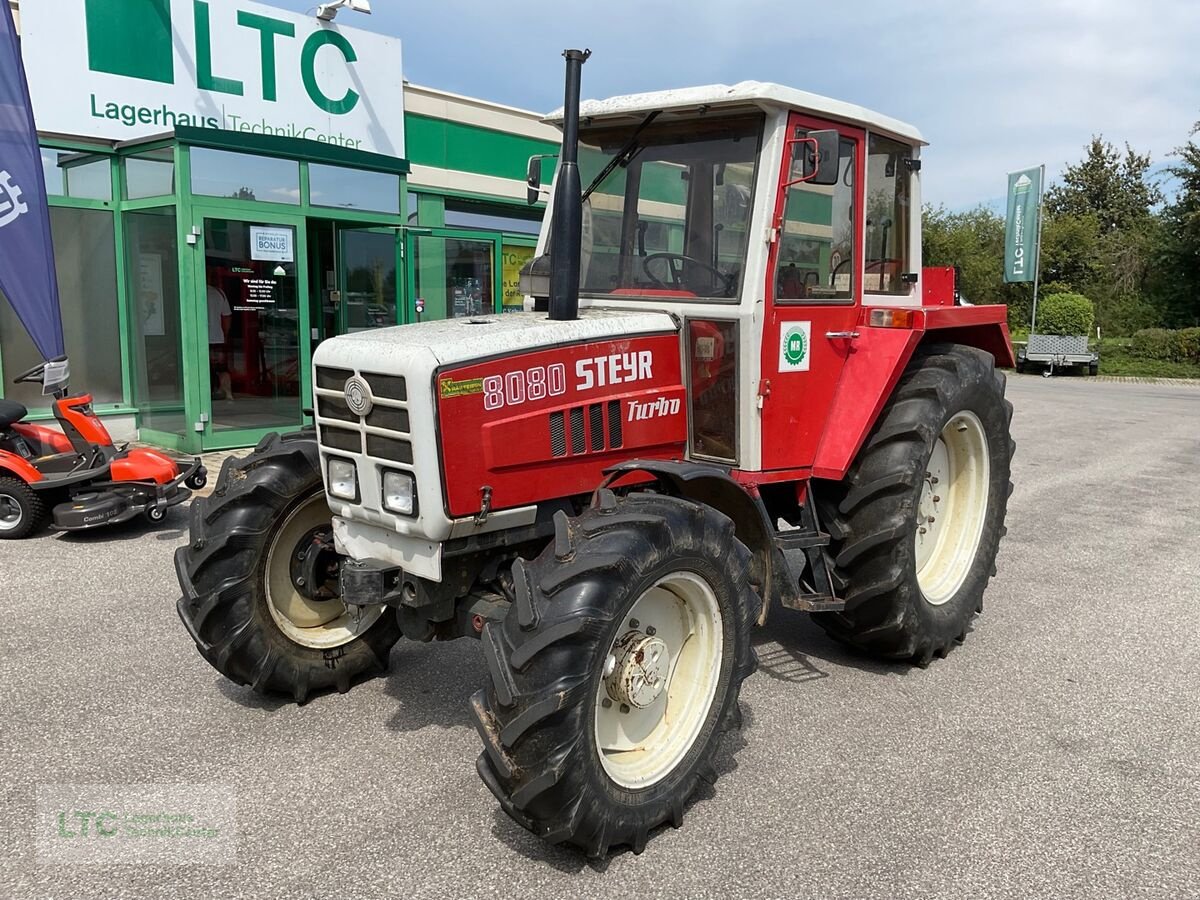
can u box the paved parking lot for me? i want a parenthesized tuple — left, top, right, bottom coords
(3, 374, 1198, 899)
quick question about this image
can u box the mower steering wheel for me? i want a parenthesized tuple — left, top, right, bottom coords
(642, 253, 735, 297)
(12, 360, 47, 385)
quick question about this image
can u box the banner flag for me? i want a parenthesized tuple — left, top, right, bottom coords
(0, 1, 64, 362)
(1003, 166, 1043, 284)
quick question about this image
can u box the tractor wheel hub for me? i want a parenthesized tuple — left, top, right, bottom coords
(604, 631, 670, 709)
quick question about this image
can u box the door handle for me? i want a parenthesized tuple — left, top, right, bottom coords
(825, 330, 860, 339)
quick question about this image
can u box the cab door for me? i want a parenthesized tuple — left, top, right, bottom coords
(760, 113, 864, 470)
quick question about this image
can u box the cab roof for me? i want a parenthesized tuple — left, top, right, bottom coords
(547, 81, 926, 146)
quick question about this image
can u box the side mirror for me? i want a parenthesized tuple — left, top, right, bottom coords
(526, 156, 542, 205)
(788, 129, 840, 187)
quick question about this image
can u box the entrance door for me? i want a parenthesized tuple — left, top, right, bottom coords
(337, 227, 401, 332)
(195, 211, 308, 449)
(406, 230, 501, 321)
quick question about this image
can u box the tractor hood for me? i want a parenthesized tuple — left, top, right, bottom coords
(312, 309, 679, 375)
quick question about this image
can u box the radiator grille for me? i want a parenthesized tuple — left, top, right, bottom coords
(550, 411, 567, 458)
(550, 401, 625, 458)
(314, 367, 412, 473)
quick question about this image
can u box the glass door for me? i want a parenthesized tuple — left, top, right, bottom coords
(337, 227, 401, 332)
(406, 229, 502, 321)
(193, 209, 309, 449)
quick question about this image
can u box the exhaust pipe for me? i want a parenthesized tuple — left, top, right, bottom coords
(548, 48, 590, 322)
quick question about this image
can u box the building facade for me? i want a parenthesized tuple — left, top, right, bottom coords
(0, 0, 559, 452)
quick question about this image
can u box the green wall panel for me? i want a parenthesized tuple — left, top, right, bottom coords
(404, 114, 559, 181)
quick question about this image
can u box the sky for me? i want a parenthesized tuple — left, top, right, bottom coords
(278, 0, 1200, 209)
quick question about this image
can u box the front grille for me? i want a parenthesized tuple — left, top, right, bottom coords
(320, 426, 362, 454)
(314, 367, 413, 480)
(366, 434, 413, 464)
(607, 400, 623, 448)
(550, 411, 567, 458)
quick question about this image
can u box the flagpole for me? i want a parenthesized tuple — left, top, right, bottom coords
(1030, 163, 1046, 333)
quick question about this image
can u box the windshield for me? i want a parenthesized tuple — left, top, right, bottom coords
(573, 114, 763, 300)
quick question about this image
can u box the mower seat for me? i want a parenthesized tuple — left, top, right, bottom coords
(0, 399, 28, 429)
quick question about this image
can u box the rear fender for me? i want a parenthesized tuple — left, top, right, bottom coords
(599, 459, 782, 623)
(12, 422, 73, 455)
(0, 449, 43, 485)
(811, 309, 1012, 481)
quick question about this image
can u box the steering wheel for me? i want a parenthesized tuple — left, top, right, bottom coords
(642, 253, 735, 297)
(12, 360, 47, 385)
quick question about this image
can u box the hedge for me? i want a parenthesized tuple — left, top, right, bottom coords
(1129, 327, 1200, 363)
(1036, 292, 1094, 336)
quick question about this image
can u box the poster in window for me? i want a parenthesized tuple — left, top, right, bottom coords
(249, 226, 294, 262)
(501, 244, 535, 312)
(138, 252, 165, 337)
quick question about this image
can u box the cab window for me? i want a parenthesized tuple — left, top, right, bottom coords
(865, 134, 913, 294)
(776, 132, 857, 302)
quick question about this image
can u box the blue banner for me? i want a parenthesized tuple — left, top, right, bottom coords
(0, 2, 64, 361)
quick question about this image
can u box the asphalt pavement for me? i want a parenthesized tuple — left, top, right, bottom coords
(2, 374, 1198, 899)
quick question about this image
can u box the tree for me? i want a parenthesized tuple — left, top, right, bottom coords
(1044, 137, 1163, 233)
(1155, 120, 1200, 326)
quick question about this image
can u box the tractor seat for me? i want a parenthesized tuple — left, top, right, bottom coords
(0, 399, 28, 429)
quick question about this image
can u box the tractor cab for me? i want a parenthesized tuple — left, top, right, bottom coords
(523, 83, 942, 473)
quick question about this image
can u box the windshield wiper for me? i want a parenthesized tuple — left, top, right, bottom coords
(580, 110, 662, 203)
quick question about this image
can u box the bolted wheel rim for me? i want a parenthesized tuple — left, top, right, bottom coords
(915, 411, 991, 606)
(0, 494, 23, 532)
(264, 493, 384, 649)
(594, 571, 723, 790)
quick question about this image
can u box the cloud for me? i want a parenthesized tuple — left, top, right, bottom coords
(271, 0, 1200, 207)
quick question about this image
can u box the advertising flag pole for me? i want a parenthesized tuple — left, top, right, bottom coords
(1030, 163, 1046, 333)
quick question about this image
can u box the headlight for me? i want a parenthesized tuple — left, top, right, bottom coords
(382, 470, 415, 515)
(327, 458, 358, 501)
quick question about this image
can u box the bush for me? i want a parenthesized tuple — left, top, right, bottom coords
(1036, 292, 1094, 336)
(1130, 327, 1200, 362)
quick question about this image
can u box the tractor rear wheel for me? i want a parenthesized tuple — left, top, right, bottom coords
(473, 492, 758, 857)
(0, 476, 49, 539)
(175, 432, 401, 702)
(813, 344, 1014, 665)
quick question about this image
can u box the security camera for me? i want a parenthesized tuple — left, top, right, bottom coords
(316, 0, 371, 21)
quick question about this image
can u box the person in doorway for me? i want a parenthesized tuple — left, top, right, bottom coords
(207, 270, 234, 402)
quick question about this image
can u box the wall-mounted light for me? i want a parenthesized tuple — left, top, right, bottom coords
(316, 0, 372, 22)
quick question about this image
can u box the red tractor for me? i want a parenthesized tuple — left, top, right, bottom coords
(176, 52, 1014, 857)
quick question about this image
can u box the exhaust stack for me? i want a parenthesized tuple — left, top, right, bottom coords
(548, 48, 590, 322)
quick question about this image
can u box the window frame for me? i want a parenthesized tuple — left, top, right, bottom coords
(768, 113, 865, 308)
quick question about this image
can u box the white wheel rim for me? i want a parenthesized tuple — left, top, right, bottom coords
(594, 571, 724, 790)
(914, 411, 990, 606)
(264, 494, 384, 649)
(0, 494, 23, 532)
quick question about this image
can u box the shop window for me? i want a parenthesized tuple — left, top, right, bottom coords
(125, 149, 175, 200)
(40, 148, 112, 201)
(190, 149, 300, 205)
(776, 132, 856, 302)
(308, 164, 399, 214)
(865, 134, 913, 295)
(444, 200, 541, 235)
(0, 208, 122, 407)
(125, 207, 185, 434)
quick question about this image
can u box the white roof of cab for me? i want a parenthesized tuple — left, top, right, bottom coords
(548, 81, 925, 146)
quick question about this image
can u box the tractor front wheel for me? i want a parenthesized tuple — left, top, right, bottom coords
(814, 344, 1014, 665)
(175, 432, 401, 702)
(473, 492, 758, 857)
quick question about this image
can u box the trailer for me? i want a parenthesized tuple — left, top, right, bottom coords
(1016, 333, 1099, 376)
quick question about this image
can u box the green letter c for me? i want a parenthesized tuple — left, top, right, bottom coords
(301, 30, 359, 115)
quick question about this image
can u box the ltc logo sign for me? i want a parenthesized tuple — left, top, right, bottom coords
(0, 171, 29, 228)
(21, 0, 405, 156)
